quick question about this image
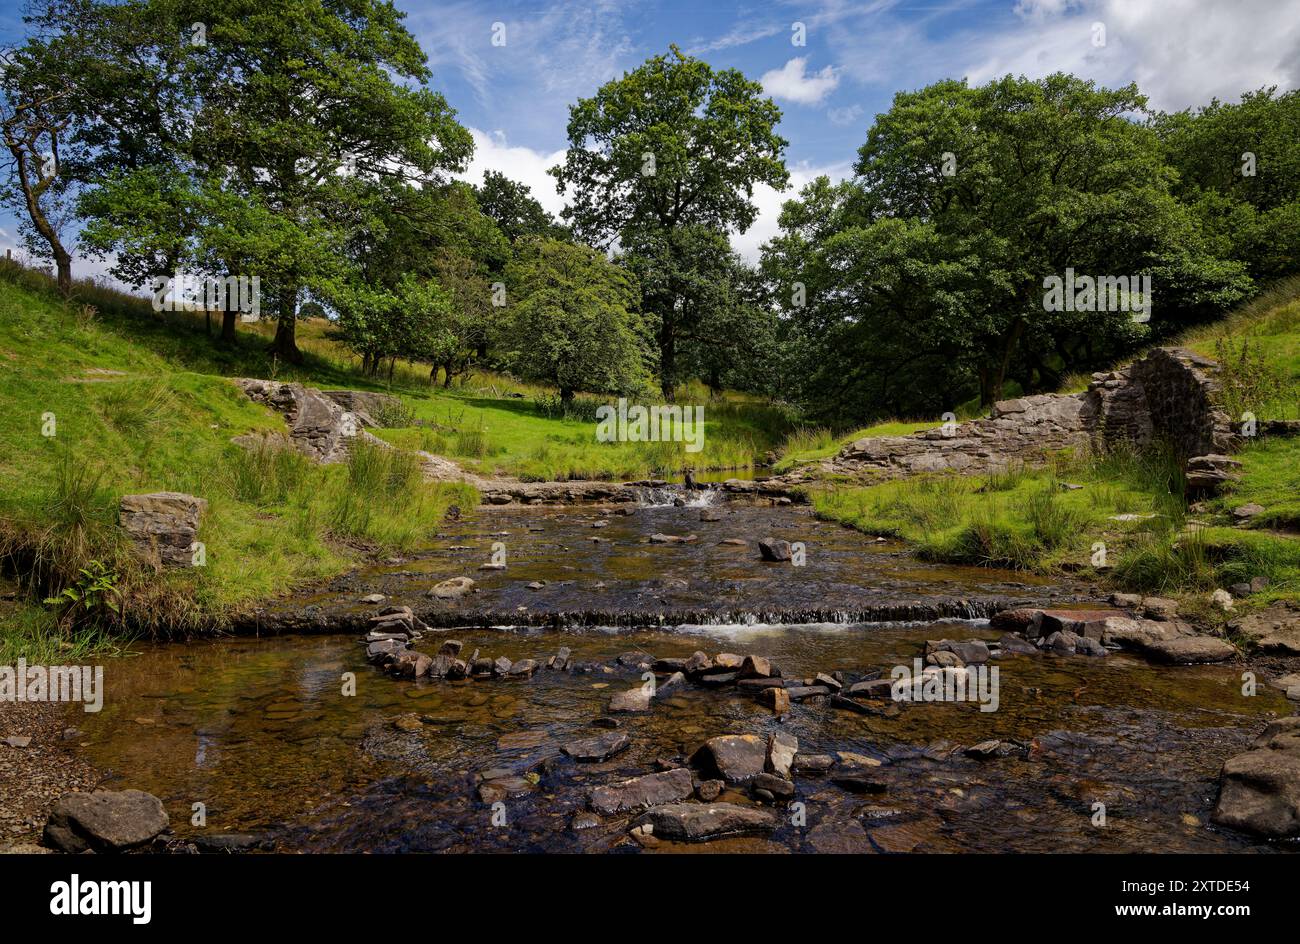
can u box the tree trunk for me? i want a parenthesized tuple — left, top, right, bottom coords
(659, 322, 676, 400)
(560, 387, 574, 405)
(442, 362, 453, 387)
(220, 307, 238, 344)
(54, 251, 72, 296)
(271, 285, 302, 363)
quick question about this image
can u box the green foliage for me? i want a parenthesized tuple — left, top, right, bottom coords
(764, 73, 1253, 424)
(551, 46, 788, 396)
(1156, 88, 1300, 283)
(503, 238, 651, 400)
(43, 560, 121, 627)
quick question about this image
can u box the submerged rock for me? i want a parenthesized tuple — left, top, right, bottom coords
(609, 686, 652, 713)
(562, 731, 631, 763)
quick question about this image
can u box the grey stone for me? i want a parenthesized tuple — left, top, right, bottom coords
(632, 803, 776, 841)
(118, 492, 207, 567)
(692, 734, 767, 783)
(589, 768, 693, 814)
(44, 790, 169, 853)
(562, 731, 630, 763)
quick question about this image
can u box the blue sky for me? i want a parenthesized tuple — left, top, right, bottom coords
(3, 0, 1299, 273)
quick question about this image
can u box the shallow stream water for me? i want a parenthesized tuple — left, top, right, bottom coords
(75, 503, 1294, 853)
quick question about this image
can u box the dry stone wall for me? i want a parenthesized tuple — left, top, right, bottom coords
(781, 347, 1240, 486)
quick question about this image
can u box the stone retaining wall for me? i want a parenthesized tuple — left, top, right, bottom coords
(781, 346, 1239, 486)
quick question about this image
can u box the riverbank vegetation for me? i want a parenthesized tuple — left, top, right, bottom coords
(2, 0, 1300, 657)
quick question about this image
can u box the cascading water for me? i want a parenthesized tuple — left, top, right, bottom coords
(631, 484, 720, 507)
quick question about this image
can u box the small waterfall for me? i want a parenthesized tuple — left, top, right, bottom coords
(630, 483, 722, 508)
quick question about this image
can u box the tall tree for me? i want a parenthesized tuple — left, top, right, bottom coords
(550, 46, 788, 396)
(502, 238, 650, 404)
(767, 74, 1251, 420)
(473, 170, 565, 244)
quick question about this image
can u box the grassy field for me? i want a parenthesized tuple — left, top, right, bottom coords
(0, 260, 791, 659)
(0, 265, 473, 660)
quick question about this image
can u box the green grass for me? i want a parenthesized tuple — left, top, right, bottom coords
(1181, 275, 1300, 422)
(0, 263, 473, 659)
(371, 386, 777, 482)
(0, 258, 789, 658)
(1206, 435, 1300, 531)
(813, 446, 1186, 571)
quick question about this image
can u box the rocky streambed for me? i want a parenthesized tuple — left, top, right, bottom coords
(21, 502, 1290, 854)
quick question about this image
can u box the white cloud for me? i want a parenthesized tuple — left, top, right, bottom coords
(730, 160, 853, 264)
(827, 0, 1300, 113)
(827, 103, 865, 126)
(455, 128, 569, 218)
(964, 0, 1300, 111)
(761, 57, 841, 104)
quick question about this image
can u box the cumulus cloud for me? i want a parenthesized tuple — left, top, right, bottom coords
(730, 160, 853, 264)
(827, 0, 1300, 113)
(455, 128, 569, 218)
(761, 57, 841, 104)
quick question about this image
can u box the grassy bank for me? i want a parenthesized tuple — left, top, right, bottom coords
(0, 259, 794, 659)
(0, 265, 472, 660)
(813, 278, 1300, 612)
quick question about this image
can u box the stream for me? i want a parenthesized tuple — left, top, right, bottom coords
(75, 501, 1291, 853)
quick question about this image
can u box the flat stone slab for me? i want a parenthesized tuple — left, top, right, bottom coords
(691, 734, 767, 783)
(561, 732, 630, 763)
(1139, 636, 1236, 664)
(633, 803, 777, 841)
(589, 768, 694, 815)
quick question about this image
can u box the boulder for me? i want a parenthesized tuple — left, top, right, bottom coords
(506, 658, 537, 679)
(1140, 636, 1236, 664)
(1213, 718, 1300, 838)
(366, 638, 406, 665)
(562, 731, 631, 763)
(632, 803, 776, 841)
(655, 671, 687, 699)
(739, 655, 774, 679)
(691, 734, 767, 783)
(589, 768, 693, 815)
(988, 608, 1041, 633)
(758, 686, 790, 714)
(758, 538, 792, 562)
(750, 772, 795, 801)
(118, 492, 207, 567)
(43, 790, 169, 853)
(766, 732, 798, 779)
(429, 577, 475, 600)
(1230, 606, 1300, 656)
(997, 633, 1039, 655)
